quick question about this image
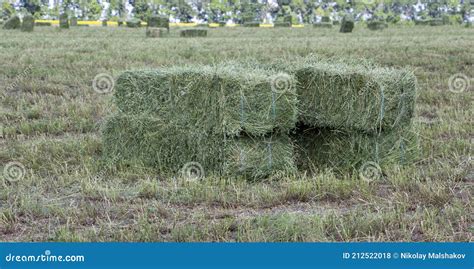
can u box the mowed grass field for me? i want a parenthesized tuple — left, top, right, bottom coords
(0, 25, 472, 242)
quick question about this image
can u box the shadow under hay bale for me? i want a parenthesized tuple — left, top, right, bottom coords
(367, 21, 388, 30)
(293, 124, 419, 174)
(339, 14, 354, 33)
(179, 28, 207, 37)
(114, 65, 297, 137)
(59, 13, 69, 29)
(21, 14, 35, 32)
(2, 15, 21, 30)
(102, 114, 296, 179)
(146, 27, 168, 38)
(313, 22, 332, 28)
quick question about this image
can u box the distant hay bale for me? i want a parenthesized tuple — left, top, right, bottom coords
(117, 19, 124, 26)
(35, 22, 51, 26)
(218, 21, 226, 27)
(197, 23, 209, 27)
(126, 19, 141, 28)
(114, 65, 298, 137)
(339, 14, 354, 33)
(429, 18, 444, 26)
(243, 22, 260, 27)
(180, 28, 207, 37)
(414, 19, 430, 25)
(367, 21, 387, 30)
(2, 15, 21, 30)
(294, 126, 419, 173)
(21, 14, 35, 32)
(70, 16, 77, 26)
(59, 13, 69, 29)
(147, 15, 169, 30)
(102, 20, 108, 27)
(274, 22, 291, 27)
(283, 15, 293, 25)
(102, 114, 296, 179)
(313, 22, 332, 28)
(321, 16, 330, 23)
(146, 27, 168, 38)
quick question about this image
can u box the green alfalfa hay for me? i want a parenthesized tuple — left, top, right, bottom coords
(2, 15, 20, 30)
(263, 55, 417, 133)
(21, 14, 35, 32)
(114, 64, 298, 137)
(59, 13, 69, 29)
(294, 125, 420, 174)
(180, 28, 207, 37)
(102, 114, 296, 179)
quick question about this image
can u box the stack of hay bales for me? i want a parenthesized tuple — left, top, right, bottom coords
(275, 57, 418, 173)
(59, 13, 69, 29)
(20, 14, 35, 32)
(146, 15, 169, 38)
(103, 65, 298, 178)
(2, 15, 21, 30)
(339, 14, 354, 33)
(70, 16, 78, 26)
(180, 28, 207, 37)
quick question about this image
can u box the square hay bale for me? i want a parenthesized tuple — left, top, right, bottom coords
(70, 16, 77, 26)
(274, 22, 291, 27)
(180, 28, 207, 37)
(147, 15, 169, 30)
(35, 22, 51, 26)
(367, 20, 387, 30)
(114, 65, 298, 137)
(146, 27, 168, 38)
(2, 15, 20, 30)
(321, 16, 331, 23)
(294, 125, 419, 174)
(414, 19, 430, 25)
(286, 58, 417, 133)
(126, 19, 141, 28)
(59, 13, 69, 29)
(429, 18, 444, 26)
(118, 19, 124, 26)
(243, 22, 260, 27)
(313, 22, 332, 28)
(102, 114, 296, 179)
(339, 14, 354, 33)
(102, 20, 108, 27)
(21, 14, 35, 32)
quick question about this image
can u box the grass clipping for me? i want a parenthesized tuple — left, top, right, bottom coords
(114, 65, 298, 137)
(102, 114, 296, 179)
